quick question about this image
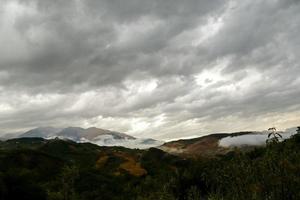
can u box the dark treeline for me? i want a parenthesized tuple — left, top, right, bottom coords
(0, 129, 300, 200)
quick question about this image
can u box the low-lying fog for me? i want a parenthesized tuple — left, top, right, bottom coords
(219, 128, 297, 147)
(80, 135, 164, 149)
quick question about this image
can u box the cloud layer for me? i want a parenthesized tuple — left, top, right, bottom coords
(0, 0, 300, 140)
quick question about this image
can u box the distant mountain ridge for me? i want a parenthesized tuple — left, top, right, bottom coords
(12, 126, 162, 149)
(20, 127, 63, 138)
(20, 127, 135, 141)
(3, 127, 297, 151)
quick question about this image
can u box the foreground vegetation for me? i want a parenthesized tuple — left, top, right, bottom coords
(0, 129, 300, 200)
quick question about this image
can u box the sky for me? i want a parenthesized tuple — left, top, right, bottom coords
(0, 0, 300, 140)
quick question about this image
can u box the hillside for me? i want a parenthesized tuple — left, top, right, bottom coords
(0, 137, 185, 200)
(159, 132, 254, 157)
(0, 129, 300, 200)
(159, 130, 297, 157)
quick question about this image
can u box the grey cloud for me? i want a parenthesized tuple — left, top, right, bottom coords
(0, 0, 300, 139)
(0, 0, 225, 94)
(203, 0, 300, 72)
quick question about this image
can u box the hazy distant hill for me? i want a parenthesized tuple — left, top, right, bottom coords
(20, 126, 135, 140)
(14, 126, 162, 149)
(20, 127, 63, 138)
(81, 127, 135, 140)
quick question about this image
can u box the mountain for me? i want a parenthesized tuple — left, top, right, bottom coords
(14, 126, 162, 149)
(0, 132, 23, 140)
(81, 127, 135, 140)
(56, 127, 85, 141)
(20, 127, 63, 138)
(20, 127, 134, 141)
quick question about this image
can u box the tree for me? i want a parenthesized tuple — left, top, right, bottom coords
(266, 127, 282, 144)
(187, 186, 202, 200)
(61, 166, 79, 200)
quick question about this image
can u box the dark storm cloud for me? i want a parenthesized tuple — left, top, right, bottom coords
(0, 0, 300, 139)
(0, 0, 224, 93)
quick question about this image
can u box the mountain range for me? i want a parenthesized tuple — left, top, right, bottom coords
(20, 127, 135, 141)
(0, 126, 297, 152)
(1, 127, 163, 149)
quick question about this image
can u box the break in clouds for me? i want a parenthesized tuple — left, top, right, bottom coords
(0, 0, 300, 140)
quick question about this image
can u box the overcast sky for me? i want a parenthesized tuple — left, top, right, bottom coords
(0, 0, 300, 140)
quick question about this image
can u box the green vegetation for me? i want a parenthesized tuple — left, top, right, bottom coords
(0, 130, 300, 200)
